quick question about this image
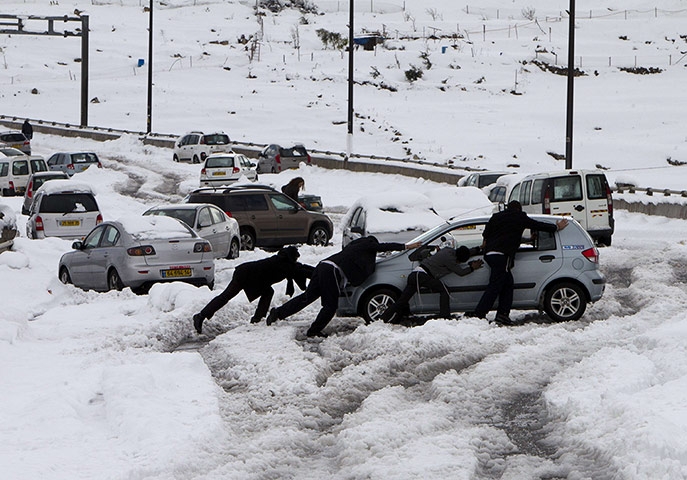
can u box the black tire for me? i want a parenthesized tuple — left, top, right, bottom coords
(308, 225, 330, 246)
(598, 235, 612, 247)
(173, 154, 180, 162)
(240, 228, 256, 251)
(228, 237, 240, 259)
(107, 268, 125, 292)
(256, 165, 262, 174)
(543, 282, 587, 322)
(360, 287, 398, 324)
(270, 166, 276, 174)
(192, 155, 200, 164)
(59, 267, 72, 285)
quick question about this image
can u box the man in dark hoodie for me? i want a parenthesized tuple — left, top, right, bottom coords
(471, 200, 568, 325)
(379, 245, 483, 324)
(192, 246, 313, 334)
(266, 236, 421, 337)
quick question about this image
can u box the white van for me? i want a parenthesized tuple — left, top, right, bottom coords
(0, 155, 48, 196)
(507, 169, 614, 245)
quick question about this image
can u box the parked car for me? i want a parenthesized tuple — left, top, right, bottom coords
(26, 180, 102, 239)
(173, 131, 232, 163)
(507, 169, 614, 246)
(0, 146, 33, 158)
(484, 174, 526, 208)
(143, 203, 241, 259)
(22, 171, 70, 215)
(457, 170, 514, 188)
(0, 154, 48, 196)
(337, 214, 605, 324)
(0, 131, 31, 155)
(257, 144, 311, 173)
(184, 184, 333, 250)
(199, 152, 258, 187)
(58, 216, 215, 294)
(46, 152, 102, 177)
(0, 203, 18, 254)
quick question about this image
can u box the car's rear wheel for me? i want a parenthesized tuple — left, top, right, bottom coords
(543, 282, 587, 322)
(308, 225, 330, 246)
(360, 288, 398, 324)
(107, 268, 125, 292)
(192, 155, 200, 164)
(598, 235, 612, 247)
(240, 228, 256, 251)
(59, 267, 72, 285)
(228, 237, 240, 259)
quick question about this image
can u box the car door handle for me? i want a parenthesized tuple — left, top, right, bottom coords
(574, 204, 585, 212)
(539, 255, 556, 262)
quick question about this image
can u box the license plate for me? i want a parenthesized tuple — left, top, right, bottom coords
(161, 268, 192, 278)
(212, 171, 226, 176)
(60, 220, 81, 227)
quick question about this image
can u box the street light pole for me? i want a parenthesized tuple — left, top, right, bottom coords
(146, 0, 153, 134)
(565, 0, 575, 169)
(345, 0, 354, 167)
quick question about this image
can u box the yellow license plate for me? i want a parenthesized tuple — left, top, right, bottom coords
(212, 171, 226, 176)
(60, 220, 81, 227)
(161, 268, 192, 278)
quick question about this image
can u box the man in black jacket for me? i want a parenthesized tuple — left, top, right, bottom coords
(192, 246, 314, 334)
(380, 245, 483, 324)
(471, 200, 568, 325)
(266, 236, 421, 337)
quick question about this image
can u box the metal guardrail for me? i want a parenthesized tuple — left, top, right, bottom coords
(613, 185, 687, 197)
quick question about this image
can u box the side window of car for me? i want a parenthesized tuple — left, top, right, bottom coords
(531, 179, 546, 205)
(428, 224, 486, 251)
(586, 174, 607, 200)
(0, 162, 8, 177)
(269, 193, 298, 211)
(30, 160, 47, 173)
(209, 206, 225, 224)
(198, 207, 213, 227)
(509, 183, 521, 203)
(552, 176, 582, 201)
(520, 180, 532, 205)
(100, 225, 120, 247)
(349, 207, 363, 229)
(243, 194, 269, 211)
(189, 134, 200, 146)
(82, 226, 105, 249)
(13, 160, 29, 175)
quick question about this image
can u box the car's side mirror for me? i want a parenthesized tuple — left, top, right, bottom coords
(197, 221, 210, 228)
(72, 241, 83, 250)
(350, 226, 364, 235)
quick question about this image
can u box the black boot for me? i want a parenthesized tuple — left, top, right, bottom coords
(266, 308, 279, 326)
(193, 313, 204, 334)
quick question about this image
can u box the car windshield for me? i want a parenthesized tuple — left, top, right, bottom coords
(145, 209, 196, 228)
(204, 134, 229, 145)
(72, 153, 99, 164)
(206, 156, 234, 168)
(0, 148, 23, 156)
(41, 193, 99, 213)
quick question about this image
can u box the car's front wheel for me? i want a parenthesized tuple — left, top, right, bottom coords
(107, 268, 125, 292)
(240, 228, 256, 251)
(192, 155, 200, 164)
(173, 154, 180, 162)
(59, 267, 72, 285)
(543, 282, 587, 322)
(228, 237, 240, 259)
(360, 288, 398, 324)
(308, 225, 330, 246)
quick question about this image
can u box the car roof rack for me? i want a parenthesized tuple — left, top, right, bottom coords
(191, 184, 277, 194)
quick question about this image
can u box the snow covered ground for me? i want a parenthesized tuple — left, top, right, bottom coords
(2, 0, 687, 479)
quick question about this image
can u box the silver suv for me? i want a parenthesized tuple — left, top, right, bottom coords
(173, 131, 231, 164)
(337, 214, 605, 323)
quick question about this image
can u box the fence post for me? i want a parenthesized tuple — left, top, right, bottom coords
(483, 25, 486, 42)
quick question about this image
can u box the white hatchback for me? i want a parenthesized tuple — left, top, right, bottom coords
(199, 153, 258, 187)
(26, 180, 103, 239)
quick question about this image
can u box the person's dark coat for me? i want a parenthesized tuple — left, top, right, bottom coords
(482, 209, 558, 257)
(233, 245, 313, 300)
(22, 120, 33, 140)
(327, 236, 406, 286)
(281, 177, 304, 203)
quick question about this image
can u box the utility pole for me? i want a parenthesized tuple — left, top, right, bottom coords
(146, 0, 154, 134)
(565, 0, 576, 169)
(345, 0, 354, 168)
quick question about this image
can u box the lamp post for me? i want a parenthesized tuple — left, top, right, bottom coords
(146, 0, 153, 134)
(565, 0, 575, 169)
(345, 0, 354, 167)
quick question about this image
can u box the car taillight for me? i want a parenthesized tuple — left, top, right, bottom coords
(605, 183, 613, 217)
(275, 154, 281, 164)
(67, 164, 75, 170)
(27, 181, 33, 198)
(96, 214, 103, 225)
(127, 245, 156, 256)
(233, 167, 240, 174)
(201, 168, 206, 175)
(582, 247, 599, 264)
(306, 153, 312, 165)
(194, 242, 212, 253)
(543, 186, 551, 214)
(9, 181, 14, 190)
(97, 162, 103, 169)
(35, 215, 44, 231)
(224, 210, 233, 217)
(201, 152, 207, 160)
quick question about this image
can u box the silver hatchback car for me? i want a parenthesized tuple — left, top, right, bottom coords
(337, 215, 605, 323)
(58, 216, 215, 293)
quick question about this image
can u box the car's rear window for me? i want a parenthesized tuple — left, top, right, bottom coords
(281, 146, 308, 157)
(552, 176, 583, 202)
(206, 156, 234, 168)
(586, 174, 608, 200)
(204, 134, 230, 145)
(1, 133, 26, 143)
(146, 209, 196, 228)
(72, 153, 99, 164)
(30, 160, 47, 172)
(12, 160, 29, 175)
(40, 193, 99, 213)
(33, 175, 67, 190)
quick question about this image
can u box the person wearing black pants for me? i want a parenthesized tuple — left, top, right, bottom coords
(380, 246, 483, 323)
(471, 200, 568, 325)
(192, 246, 313, 334)
(266, 236, 421, 337)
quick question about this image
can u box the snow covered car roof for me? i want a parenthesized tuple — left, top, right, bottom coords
(34, 179, 95, 195)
